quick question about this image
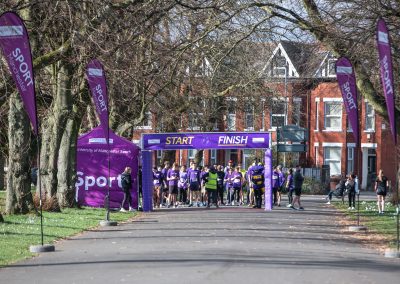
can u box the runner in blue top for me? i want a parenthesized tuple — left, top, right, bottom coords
(178, 165, 188, 206)
(152, 166, 163, 208)
(188, 163, 201, 207)
(167, 163, 179, 208)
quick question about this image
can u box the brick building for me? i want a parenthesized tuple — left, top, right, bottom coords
(132, 41, 397, 190)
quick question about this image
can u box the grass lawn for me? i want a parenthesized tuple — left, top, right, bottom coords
(0, 190, 138, 266)
(334, 200, 400, 248)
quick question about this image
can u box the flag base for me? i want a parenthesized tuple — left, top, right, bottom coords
(29, 244, 55, 253)
(99, 220, 118, 227)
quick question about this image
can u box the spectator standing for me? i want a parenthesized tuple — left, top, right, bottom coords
(202, 166, 219, 208)
(375, 169, 388, 214)
(289, 165, 304, 210)
(277, 165, 285, 207)
(285, 168, 294, 207)
(120, 167, 135, 212)
(346, 173, 356, 210)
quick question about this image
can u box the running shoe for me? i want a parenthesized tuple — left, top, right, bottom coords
(286, 204, 292, 208)
(298, 207, 304, 210)
(326, 201, 331, 205)
(188, 203, 193, 207)
(120, 208, 127, 212)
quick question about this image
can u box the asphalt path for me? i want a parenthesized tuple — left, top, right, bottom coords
(1, 195, 399, 284)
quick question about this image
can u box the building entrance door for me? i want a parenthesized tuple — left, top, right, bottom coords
(367, 149, 376, 190)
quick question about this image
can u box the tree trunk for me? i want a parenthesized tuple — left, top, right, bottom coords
(161, 150, 176, 166)
(0, 155, 4, 190)
(6, 93, 35, 214)
(56, 104, 83, 208)
(194, 150, 204, 166)
(39, 63, 73, 202)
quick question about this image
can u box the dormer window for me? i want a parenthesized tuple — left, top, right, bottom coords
(327, 58, 336, 77)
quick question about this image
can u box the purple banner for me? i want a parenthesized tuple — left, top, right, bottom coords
(76, 127, 140, 209)
(377, 19, 397, 145)
(0, 12, 38, 135)
(336, 58, 359, 145)
(142, 132, 270, 150)
(264, 149, 272, 211)
(86, 59, 109, 144)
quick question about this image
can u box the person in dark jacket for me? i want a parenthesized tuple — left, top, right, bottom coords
(120, 167, 135, 212)
(346, 173, 356, 210)
(289, 165, 304, 210)
(325, 173, 346, 204)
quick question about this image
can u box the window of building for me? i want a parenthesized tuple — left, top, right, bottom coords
(226, 100, 236, 131)
(210, 149, 217, 165)
(136, 112, 152, 129)
(244, 101, 254, 130)
(315, 100, 319, 130)
(188, 112, 203, 130)
(261, 100, 265, 131)
(293, 98, 301, 126)
(188, 149, 196, 160)
(347, 117, 353, 132)
(324, 147, 341, 176)
(271, 100, 287, 128)
(324, 102, 342, 130)
(347, 147, 354, 174)
(365, 102, 375, 131)
(327, 58, 337, 77)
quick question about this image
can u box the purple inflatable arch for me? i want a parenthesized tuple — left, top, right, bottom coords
(141, 132, 273, 212)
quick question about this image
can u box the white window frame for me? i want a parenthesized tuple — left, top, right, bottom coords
(188, 112, 203, 131)
(327, 58, 337, 77)
(314, 142, 319, 166)
(323, 100, 342, 131)
(244, 101, 254, 131)
(210, 149, 217, 165)
(364, 102, 375, 132)
(188, 149, 196, 160)
(260, 99, 266, 131)
(315, 98, 320, 131)
(226, 100, 236, 131)
(293, 97, 302, 126)
(323, 146, 342, 176)
(347, 146, 355, 174)
(270, 98, 288, 130)
(136, 112, 152, 130)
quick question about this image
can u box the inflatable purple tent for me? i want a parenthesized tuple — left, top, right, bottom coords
(75, 127, 140, 209)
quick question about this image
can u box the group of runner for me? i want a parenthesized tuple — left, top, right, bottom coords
(152, 160, 266, 209)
